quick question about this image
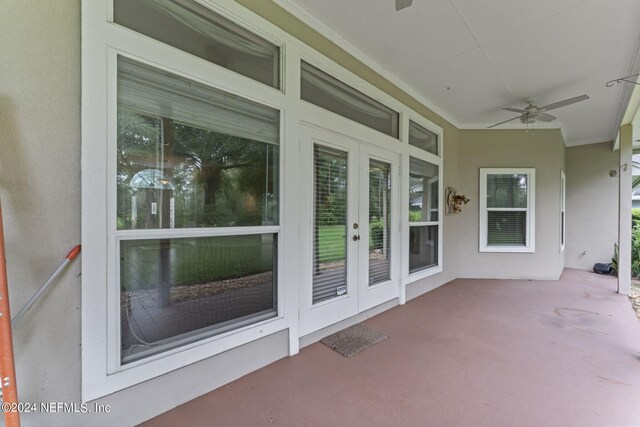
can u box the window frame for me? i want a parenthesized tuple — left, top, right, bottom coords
(402, 115, 444, 284)
(479, 168, 536, 253)
(83, 0, 295, 401)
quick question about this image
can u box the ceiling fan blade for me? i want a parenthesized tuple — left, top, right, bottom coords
(502, 107, 527, 113)
(540, 94, 589, 112)
(395, 0, 413, 11)
(487, 115, 523, 129)
(536, 113, 557, 123)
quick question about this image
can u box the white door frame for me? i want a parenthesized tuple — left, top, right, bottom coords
(299, 124, 399, 336)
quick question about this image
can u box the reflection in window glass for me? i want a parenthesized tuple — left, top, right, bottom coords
(117, 57, 279, 229)
(486, 174, 528, 208)
(114, 0, 280, 88)
(301, 61, 399, 138)
(409, 157, 439, 222)
(409, 225, 438, 273)
(120, 234, 277, 364)
(408, 121, 438, 155)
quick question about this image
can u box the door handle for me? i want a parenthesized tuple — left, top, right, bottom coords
(352, 235, 361, 241)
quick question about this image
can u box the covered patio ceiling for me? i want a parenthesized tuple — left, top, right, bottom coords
(275, 0, 640, 146)
(143, 269, 640, 426)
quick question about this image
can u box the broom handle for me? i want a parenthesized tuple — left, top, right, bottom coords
(11, 245, 80, 327)
(0, 200, 20, 426)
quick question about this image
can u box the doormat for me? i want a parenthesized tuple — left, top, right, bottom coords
(320, 324, 388, 357)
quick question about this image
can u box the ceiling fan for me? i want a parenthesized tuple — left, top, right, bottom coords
(488, 94, 590, 129)
(396, 0, 413, 11)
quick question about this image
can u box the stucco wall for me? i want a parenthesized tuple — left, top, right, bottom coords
(455, 129, 566, 280)
(565, 142, 619, 270)
(0, 1, 461, 425)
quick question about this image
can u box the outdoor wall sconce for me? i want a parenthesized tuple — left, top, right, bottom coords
(446, 187, 470, 214)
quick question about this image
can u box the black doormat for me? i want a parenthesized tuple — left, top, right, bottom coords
(320, 324, 388, 357)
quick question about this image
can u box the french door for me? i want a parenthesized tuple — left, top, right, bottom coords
(299, 125, 399, 336)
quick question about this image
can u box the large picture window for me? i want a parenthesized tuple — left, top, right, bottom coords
(479, 168, 535, 253)
(116, 56, 280, 364)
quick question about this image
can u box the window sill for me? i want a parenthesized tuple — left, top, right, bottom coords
(405, 264, 442, 285)
(479, 246, 535, 253)
(83, 314, 290, 401)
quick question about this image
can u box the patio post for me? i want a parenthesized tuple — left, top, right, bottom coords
(618, 123, 632, 295)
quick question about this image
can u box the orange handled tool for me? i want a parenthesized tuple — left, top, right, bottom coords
(0, 201, 20, 426)
(11, 245, 81, 327)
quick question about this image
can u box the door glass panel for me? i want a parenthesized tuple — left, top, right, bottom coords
(313, 145, 348, 304)
(368, 159, 391, 286)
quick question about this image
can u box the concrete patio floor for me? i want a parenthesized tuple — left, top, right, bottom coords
(142, 269, 640, 426)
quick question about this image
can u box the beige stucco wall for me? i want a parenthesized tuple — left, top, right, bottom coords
(455, 129, 566, 280)
(0, 1, 461, 425)
(565, 142, 619, 270)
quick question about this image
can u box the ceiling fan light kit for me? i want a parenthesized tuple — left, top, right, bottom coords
(488, 94, 590, 129)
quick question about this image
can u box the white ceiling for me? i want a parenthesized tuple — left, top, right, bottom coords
(277, 0, 640, 146)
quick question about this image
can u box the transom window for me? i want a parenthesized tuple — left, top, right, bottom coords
(479, 168, 535, 253)
(409, 120, 438, 156)
(300, 61, 399, 138)
(114, 0, 281, 88)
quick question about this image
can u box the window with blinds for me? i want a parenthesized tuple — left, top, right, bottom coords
(301, 61, 399, 138)
(312, 145, 348, 304)
(480, 168, 535, 253)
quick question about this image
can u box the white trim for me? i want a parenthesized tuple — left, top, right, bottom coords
(458, 123, 561, 130)
(566, 137, 614, 147)
(479, 168, 536, 253)
(403, 112, 444, 285)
